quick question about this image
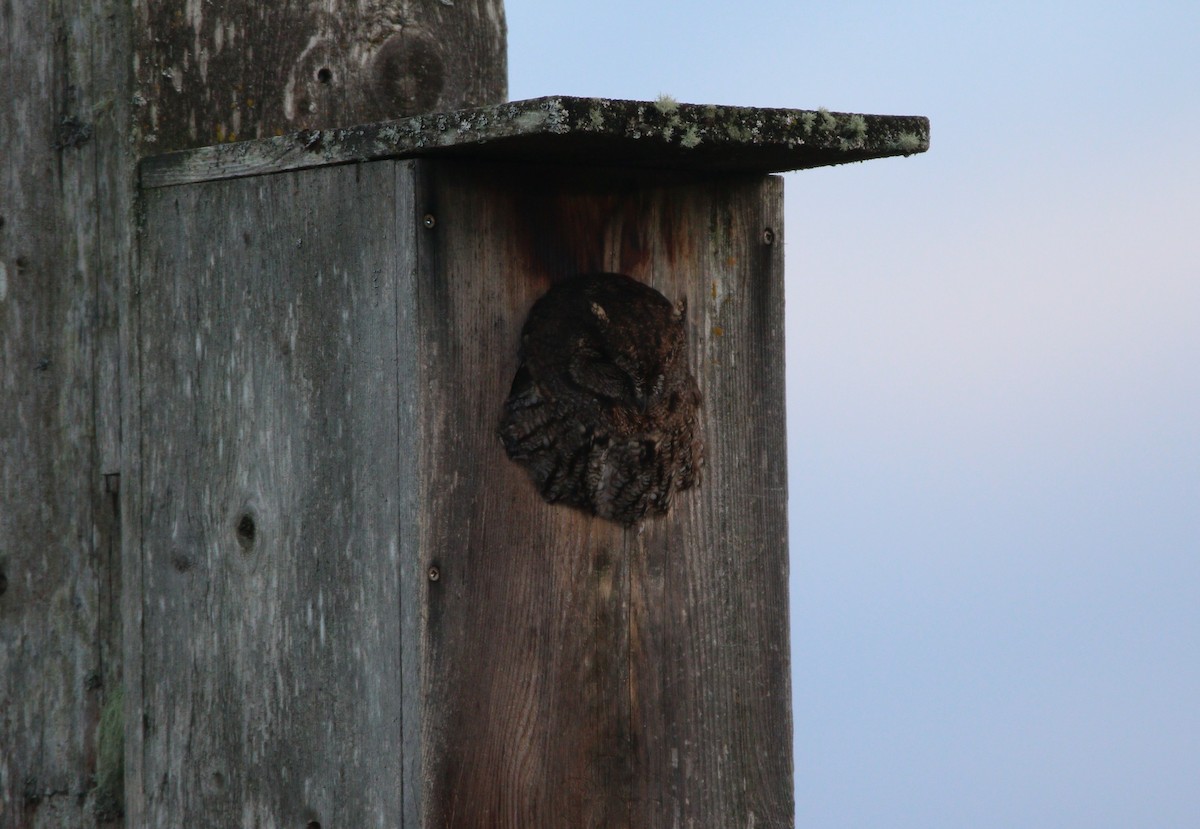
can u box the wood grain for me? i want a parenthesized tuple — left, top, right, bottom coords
(413, 161, 793, 827)
(5, 3, 509, 827)
(133, 0, 507, 153)
(1, 0, 133, 824)
(135, 163, 415, 826)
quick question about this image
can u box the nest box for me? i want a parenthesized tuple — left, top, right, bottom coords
(132, 96, 928, 827)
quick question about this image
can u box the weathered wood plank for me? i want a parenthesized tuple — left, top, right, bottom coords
(412, 161, 792, 827)
(133, 0, 507, 153)
(6, 2, 511, 826)
(1, 0, 133, 825)
(629, 177, 792, 826)
(139, 96, 931, 189)
(135, 163, 414, 827)
(123, 6, 510, 827)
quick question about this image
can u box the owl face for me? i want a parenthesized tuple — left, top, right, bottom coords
(501, 273, 704, 525)
(579, 278, 688, 413)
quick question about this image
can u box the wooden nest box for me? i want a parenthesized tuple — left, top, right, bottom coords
(132, 96, 929, 827)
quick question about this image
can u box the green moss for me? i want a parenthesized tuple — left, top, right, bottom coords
(818, 107, 838, 132)
(680, 124, 702, 148)
(588, 107, 605, 129)
(93, 687, 124, 820)
(654, 93, 679, 115)
(799, 111, 817, 135)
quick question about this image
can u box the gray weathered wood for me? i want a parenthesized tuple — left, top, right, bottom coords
(1, 0, 132, 825)
(123, 3, 511, 825)
(4, 2, 507, 827)
(133, 0, 508, 153)
(140, 95, 931, 189)
(135, 164, 414, 826)
(133, 156, 791, 826)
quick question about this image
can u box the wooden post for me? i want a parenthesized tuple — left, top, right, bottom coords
(2, 3, 504, 827)
(132, 0, 507, 151)
(2, 1, 132, 823)
(130, 97, 928, 827)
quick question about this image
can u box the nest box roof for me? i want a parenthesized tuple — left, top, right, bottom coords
(140, 96, 930, 189)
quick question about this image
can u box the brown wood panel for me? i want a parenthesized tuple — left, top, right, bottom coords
(135, 162, 414, 826)
(413, 160, 792, 827)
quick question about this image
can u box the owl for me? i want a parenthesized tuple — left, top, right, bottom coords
(500, 273, 703, 525)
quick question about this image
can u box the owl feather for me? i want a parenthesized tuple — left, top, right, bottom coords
(500, 273, 703, 525)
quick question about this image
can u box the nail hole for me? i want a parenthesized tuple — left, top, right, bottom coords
(428, 565, 440, 582)
(316, 67, 332, 84)
(235, 513, 257, 551)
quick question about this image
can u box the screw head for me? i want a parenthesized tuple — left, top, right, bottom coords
(762, 228, 775, 245)
(422, 214, 437, 229)
(428, 565, 440, 582)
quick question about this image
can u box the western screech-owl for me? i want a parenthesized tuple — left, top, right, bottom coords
(500, 273, 703, 525)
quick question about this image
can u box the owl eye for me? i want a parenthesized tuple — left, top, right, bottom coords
(569, 348, 628, 400)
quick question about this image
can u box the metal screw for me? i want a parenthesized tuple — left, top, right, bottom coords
(428, 565, 440, 582)
(762, 228, 775, 245)
(422, 214, 437, 229)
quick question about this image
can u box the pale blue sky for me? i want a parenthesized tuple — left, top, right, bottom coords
(507, 2, 1200, 826)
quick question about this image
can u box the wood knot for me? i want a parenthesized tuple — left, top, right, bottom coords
(235, 511, 257, 552)
(372, 28, 446, 117)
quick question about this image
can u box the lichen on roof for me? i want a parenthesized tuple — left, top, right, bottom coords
(140, 95, 930, 189)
